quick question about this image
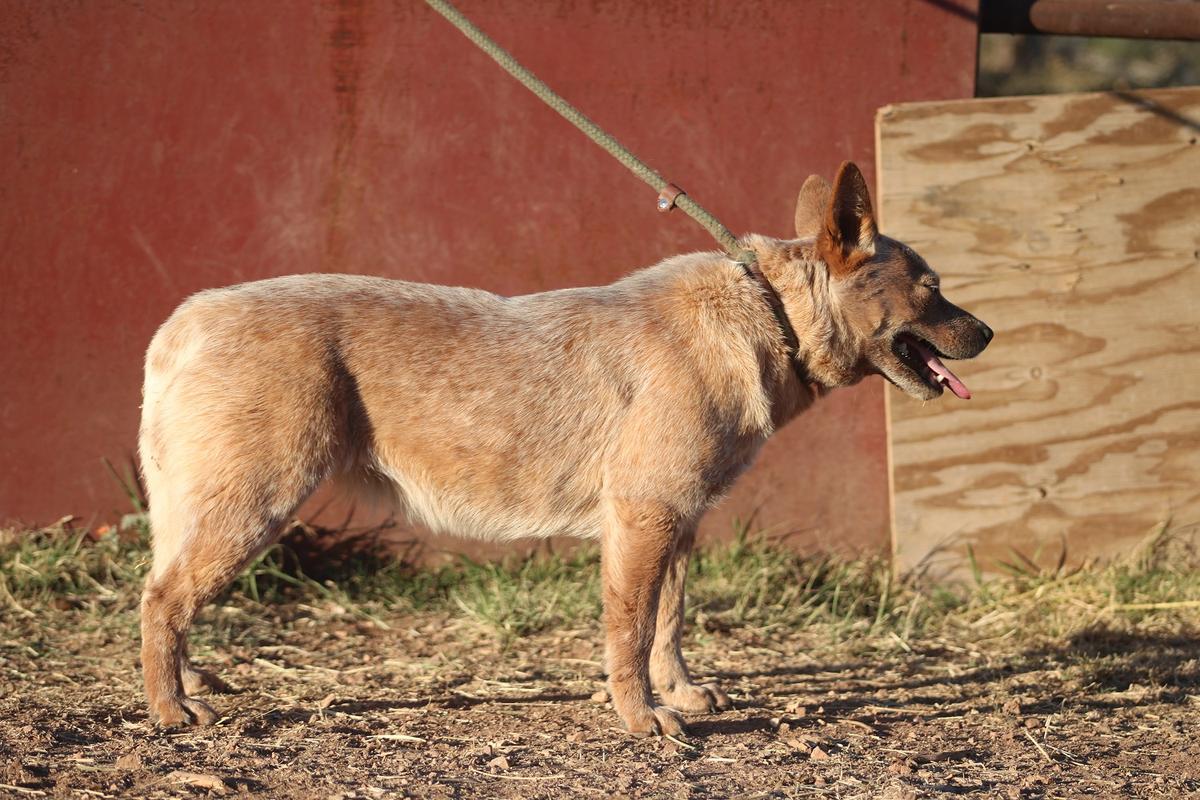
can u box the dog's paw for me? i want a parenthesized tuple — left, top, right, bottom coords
(622, 704, 687, 738)
(661, 682, 733, 714)
(152, 696, 218, 728)
(181, 666, 234, 696)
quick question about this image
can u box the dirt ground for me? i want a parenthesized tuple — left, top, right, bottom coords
(2, 600, 1198, 800)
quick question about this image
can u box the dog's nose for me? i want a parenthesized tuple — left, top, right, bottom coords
(979, 322, 994, 344)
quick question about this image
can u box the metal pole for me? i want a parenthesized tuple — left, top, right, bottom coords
(981, 0, 1200, 41)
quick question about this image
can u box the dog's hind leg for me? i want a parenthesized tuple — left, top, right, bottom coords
(139, 402, 342, 725)
(138, 296, 360, 726)
(140, 504, 293, 726)
(649, 526, 733, 714)
(601, 498, 687, 737)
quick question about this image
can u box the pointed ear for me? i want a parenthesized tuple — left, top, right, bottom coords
(795, 174, 831, 239)
(819, 161, 878, 276)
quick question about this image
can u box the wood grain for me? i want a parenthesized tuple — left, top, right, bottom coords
(876, 87, 1200, 577)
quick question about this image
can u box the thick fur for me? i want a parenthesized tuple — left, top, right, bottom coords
(138, 162, 990, 734)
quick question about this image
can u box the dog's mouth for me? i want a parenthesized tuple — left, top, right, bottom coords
(892, 333, 971, 400)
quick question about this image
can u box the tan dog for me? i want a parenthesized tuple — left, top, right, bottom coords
(139, 162, 991, 735)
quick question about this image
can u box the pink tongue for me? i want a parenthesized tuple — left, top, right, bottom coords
(910, 339, 971, 399)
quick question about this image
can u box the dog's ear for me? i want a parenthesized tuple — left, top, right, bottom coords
(795, 174, 832, 239)
(818, 161, 877, 277)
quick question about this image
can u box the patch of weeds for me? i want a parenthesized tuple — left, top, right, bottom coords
(0, 519, 149, 615)
(929, 522, 1200, 642)
(445, 550, 602, 641)
(687, 527, 904, 638)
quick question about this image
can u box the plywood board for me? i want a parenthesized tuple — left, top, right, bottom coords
(876, 87, 1200, 576)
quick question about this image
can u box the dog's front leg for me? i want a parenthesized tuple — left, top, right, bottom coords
(650, 527, 733, 714)
(601, 498, 686, 737)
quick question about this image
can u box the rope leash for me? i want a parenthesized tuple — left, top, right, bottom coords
(422, 0, 756, 266)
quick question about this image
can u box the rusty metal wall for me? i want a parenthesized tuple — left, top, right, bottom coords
(0, 0, 978, 552)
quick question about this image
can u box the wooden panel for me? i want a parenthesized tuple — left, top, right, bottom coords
(876, 87, 1200, 576)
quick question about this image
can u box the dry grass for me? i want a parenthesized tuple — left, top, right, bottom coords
(2, 516, 1197, 651)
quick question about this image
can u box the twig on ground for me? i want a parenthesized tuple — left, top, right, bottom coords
(467, 768, 565, 781)
(1023, 728, 1054, 762)
(1112, 600, 1200, 611)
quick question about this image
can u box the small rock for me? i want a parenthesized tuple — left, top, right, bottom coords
(169, 772, 228, 796)
(590, 689, 610, 704)
(783, 737, 810, 753)
(487, 755, 510, 771)
(1024, 717, 1041, 730)
(116, 752, 143, 771)
(810, 745, 832, 761)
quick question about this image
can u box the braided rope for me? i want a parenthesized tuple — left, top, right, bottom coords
(423, 0, 755, 265)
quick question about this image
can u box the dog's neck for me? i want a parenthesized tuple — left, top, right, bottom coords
(742, 235, 858, 412)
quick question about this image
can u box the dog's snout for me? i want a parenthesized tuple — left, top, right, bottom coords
(978, 321, 994, 345)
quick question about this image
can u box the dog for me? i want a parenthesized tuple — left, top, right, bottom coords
(138, 161, 991, 735)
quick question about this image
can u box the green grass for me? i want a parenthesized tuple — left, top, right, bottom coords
(2, 518, 1198, 649)
(0, 518, 148, 614)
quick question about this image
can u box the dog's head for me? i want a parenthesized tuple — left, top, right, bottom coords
(791, 161, 992, 400)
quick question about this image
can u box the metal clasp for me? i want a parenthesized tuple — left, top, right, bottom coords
(656, 183, 684, 212)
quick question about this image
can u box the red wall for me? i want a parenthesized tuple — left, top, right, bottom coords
(0, 0, 978, 551)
